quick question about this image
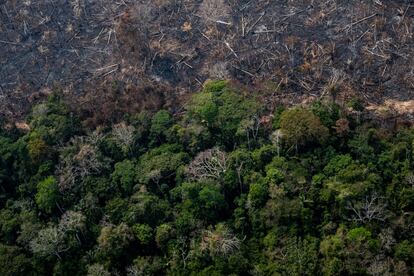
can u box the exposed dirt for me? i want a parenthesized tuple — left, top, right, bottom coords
(1, 0, 414, 121)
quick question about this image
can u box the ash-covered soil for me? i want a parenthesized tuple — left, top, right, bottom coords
(1, 0, 414, 121)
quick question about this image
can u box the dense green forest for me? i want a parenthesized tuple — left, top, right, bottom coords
(1, 81, 414, 275)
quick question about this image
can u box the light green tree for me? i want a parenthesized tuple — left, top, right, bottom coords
(35, 176, 59, 214)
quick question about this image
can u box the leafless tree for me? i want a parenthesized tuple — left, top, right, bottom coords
(405, 173, 414, 188)
(57, 144, 103, 191)
(126, 265, 142, 276)
(30, 211, 88, 258)
(174, 236, 194, 269)
(59, 211, 85, 232)
(367, 255, 393, 276)
(378, 228, 396, 252)
(187, 148, 228, 182)
(57, 131, 109, 192)
(238, 115, 261, 149)
(200, 223, 241, 256)
(111, 122, 136, 153)
(235, 161, 244, 192)
(0, 89, 7, 115)
(86, 129, 105, 146)
(74, 144, 103, 177)
(128, 2, 153, 30)
(87, 263, 111, 276)
(31, 103, 49, 119)
(56, 161, 77, 193)
(322, 69, 345, 101)
(271, 130, 284, 157)
(56, 210, 86, 246)
(347, 193, 388, 224)
(145, 169, 163, 194)
(30, 226, 68, 259)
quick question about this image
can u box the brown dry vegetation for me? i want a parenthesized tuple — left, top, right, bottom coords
(1, 0, 413, 123)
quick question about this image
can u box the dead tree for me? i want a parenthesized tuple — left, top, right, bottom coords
(73, 144, 103, 177)
(321, 69, 345, 102)
(111, 122, 136, 153)
(59, 210, 86, 244)
(200, 223, 241, 256)
(59, 211, 86, 232)
(30, 226, 68, 259)
(271, 130, 284, 157)
(347, 193, 388, 224)
(57, 131, 109, 192)
(406, 173, 414, 188)
(378, 228, 395, 252)
(187, 148, 228, 182)
(239, 115, 261, 150)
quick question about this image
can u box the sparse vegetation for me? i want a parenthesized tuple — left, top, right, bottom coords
(1, 0, 414, 122)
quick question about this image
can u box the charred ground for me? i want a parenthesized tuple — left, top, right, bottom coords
(1, 0, 414, 123)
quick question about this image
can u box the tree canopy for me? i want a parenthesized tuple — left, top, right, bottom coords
(0, 83, 413, 275)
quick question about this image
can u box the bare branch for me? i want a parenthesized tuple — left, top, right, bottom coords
(347, 193, 388, 224)
(187, 148, 228, 182)
(200, 224, 241, 256)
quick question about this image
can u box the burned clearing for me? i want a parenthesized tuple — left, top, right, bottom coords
(1, 0, 414, 121)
